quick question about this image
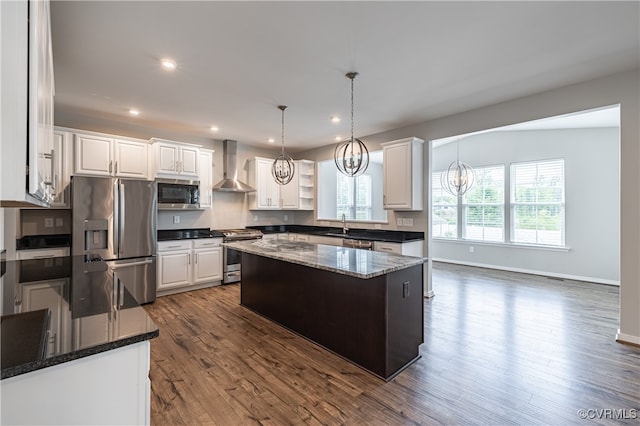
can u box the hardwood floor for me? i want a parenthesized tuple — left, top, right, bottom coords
(144, 262, 640, 425)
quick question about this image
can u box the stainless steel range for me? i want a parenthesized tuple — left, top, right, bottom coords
(219, 229, 263, 283)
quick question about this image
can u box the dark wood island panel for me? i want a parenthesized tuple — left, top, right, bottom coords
(241, 252, 423, 380)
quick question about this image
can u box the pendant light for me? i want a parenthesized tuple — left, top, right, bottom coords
(441, 139, 476, 196)
(272, 105, 295, 185)
(334, 72, 369, 177)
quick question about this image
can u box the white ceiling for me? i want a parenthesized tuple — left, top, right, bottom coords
(50, 1, 639, 152)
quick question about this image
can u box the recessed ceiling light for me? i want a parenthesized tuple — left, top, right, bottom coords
(330, 116, 341, 123)
(267, 138, 275, 143)
(210, 126, 219, 132)
(161, 58, 177, 71)
(129, 108, 140, 116)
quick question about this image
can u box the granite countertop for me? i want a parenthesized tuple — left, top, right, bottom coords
(157, 228, 224, 241)
(247, 225, 424, 243)
(224, 239, 425, 279)
(0, 256, 159, 380)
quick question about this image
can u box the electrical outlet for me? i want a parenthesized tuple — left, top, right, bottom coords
(469, 246, 475, 253)
(396, 218, 403, 226)
(253, 215, 258, 222)
(283, 214, 288, 222)
(374, 223, 382, 229)
(55, 218, 64, 227)
(45, 218, 54, 228)
(173, 215, 180, 224)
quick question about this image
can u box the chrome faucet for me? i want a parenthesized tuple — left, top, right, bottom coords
(342, 213, 349, 234)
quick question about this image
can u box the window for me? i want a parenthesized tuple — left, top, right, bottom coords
(432, 171, 458, 238)
(462, 165, 504, 242)
(433, 161, 565, 247)
(316, 153, 387, 222)
(337, 173, 372, 220)
(511, 159, 565, 246)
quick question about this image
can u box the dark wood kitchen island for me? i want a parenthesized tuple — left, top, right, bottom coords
(223, 239, 426, 381)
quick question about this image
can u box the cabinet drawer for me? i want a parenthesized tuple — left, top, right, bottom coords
(16, 247, 70, 260)
(192, 238, 222, 249)
(373, 242, 403, 254)
(157, 241, 192, 252)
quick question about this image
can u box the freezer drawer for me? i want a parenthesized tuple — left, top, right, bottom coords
(107, 257, 156, 304)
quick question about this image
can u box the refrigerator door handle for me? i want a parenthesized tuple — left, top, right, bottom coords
(119, 183, 126, 256)
(109, 258, 154, 269)
(112, 180, 120, 258)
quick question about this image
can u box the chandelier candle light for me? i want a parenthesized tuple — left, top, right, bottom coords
(272, 105, 295, 185)
(334, 72, 369, 177)
(441, 139, 476, 197)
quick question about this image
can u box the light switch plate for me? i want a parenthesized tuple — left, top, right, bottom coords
(45, 218, 54, 228)
(173, 215, 180, 224)
(396, 218, 403, 226)
(403, 218, 413, 226)
(55, 218, 64, 227)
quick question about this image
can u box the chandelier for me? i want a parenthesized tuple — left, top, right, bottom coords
(272, 105, 295, 185)
(441, 140, 476, 196)
(334, 72, 369, 177)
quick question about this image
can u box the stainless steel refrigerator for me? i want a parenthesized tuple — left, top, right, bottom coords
(72, 176, 157, 304)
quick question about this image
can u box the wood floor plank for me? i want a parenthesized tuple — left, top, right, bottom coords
(145, 262, 640, 425)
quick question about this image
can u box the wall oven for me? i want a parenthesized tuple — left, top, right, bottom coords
(219, 229, 263, 284)
(156, 179, 200, 210)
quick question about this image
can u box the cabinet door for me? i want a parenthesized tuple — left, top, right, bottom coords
(73, 313, 111, 350)
(198, 150, 213, 207)
(157, 250, 191, 290)
(193, 247, 222, 284)
(156, 143, 179, 174)
(75, 134, 113, 176)
(256, 159, 280, 209)
(383, 143, 412, 209)
(179, 146, 199, 177)
(280, 169, 299, 209)
(52, 131, 71, 207)
(114, 140, 148, 179)
(21, 279, 70, 356)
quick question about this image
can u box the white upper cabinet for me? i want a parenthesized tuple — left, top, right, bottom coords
(198, 149, 214, 208)
(0, 0, 55, 207)
(250, 157, 314, 210)
(251, 157, 282, 209)
(51, 129, 72, 207)
(381, 137, 424, 211)
(151, 138, 200, 179)
(74, 132, 148, 179)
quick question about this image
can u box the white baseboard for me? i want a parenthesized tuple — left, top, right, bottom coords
(616, 331, 640, 346)
(432, 258, 620, 286)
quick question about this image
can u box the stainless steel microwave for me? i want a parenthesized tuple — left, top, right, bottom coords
(156, 179, 201, 210)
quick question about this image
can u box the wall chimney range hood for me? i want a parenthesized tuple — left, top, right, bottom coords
(212, 140, 256, 192)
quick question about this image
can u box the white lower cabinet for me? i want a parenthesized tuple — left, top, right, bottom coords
(157, 238, 222, 296)
(373, 240, 423, 257)
(1, 341, 151, 426)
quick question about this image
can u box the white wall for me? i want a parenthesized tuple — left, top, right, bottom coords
(432, 127, 620, 284)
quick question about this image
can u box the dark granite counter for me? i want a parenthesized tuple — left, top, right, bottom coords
(16, 234, 71, 250)
(224, 239, 425, 279)
(247, 224, 424, 243)
(158, 228, 224, 241)
(0, 256, 159, 379)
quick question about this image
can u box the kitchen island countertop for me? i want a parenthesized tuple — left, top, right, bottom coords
(223, 239, 425, 279)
